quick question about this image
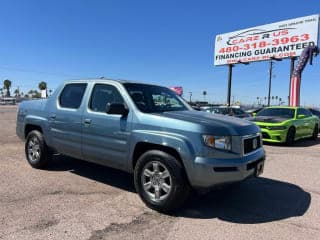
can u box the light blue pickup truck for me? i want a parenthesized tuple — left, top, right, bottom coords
(16, 79, 265, 212)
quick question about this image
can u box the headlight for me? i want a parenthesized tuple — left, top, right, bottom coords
(267, 126, 287, 130)
(202, 135, 232, 151)
(259, 132, 263, 146)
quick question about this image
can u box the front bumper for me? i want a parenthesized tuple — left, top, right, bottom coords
(260, 128, 288, 143)
(189, 148, 265, 189)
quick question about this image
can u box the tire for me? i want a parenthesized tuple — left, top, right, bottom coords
(312, 124, 319, 140)
(285, 127, 295, 146)
(134, 150, 191, 213)
(25, 130, 52, 169)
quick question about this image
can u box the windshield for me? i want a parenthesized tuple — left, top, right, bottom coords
(210, 107, 245, 115)
(123, 83, 190, 113)
(256, 108, 295, 118)
(211, 108, 229, 114)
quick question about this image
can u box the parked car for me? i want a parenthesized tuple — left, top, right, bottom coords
(249, 106, 319, 145)
(16, 79, 265, 212)
(308, 108, 320, 118)
(246, 107, 264, 116)
(202, 106, 250, 118)
(0, 97, 16, 105)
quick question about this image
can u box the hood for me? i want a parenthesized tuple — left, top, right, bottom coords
(249, 116, 290, 124)
(153, 111, 260, 136)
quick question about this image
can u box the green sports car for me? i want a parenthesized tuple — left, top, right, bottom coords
(250, 106, 319, 144)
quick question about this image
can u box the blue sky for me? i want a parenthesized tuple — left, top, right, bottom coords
(0, 0, 319, 106)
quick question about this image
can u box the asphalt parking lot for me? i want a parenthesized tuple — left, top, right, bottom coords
(0, 105, 319, 240)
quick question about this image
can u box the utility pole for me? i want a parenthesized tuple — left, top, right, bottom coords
(188, 92, 192, 103)
(267, 61, 273, 107)
(268, 57, 282, 106)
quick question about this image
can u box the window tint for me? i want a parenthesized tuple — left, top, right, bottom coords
(309, 109, 320, 117)
(152, 93, 181, 109)
(90, 84, 124, 112)
(211, 108, 222, 114)
(298, 108, 312, 117)
(257, 108, 295, 118)
(124, 83, 188, 113)
(233, 108, 244, 115)
(59, 83, 87, 109)
(220, 108, 229, 115)
(297, 108, 302, 116)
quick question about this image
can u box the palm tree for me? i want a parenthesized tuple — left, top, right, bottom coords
(0, 88, 3, 97)
(38, 81, 47, 91)
(3, 79, 12, 97)
(38, 81, 47, 98)
(28, 90, 34, 98)
(14, 88, 20, 97)
(28, 90, 40, 98)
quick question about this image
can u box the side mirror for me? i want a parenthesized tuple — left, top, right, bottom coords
(297, 114, 306, 119)
(106, 103, 129, 116)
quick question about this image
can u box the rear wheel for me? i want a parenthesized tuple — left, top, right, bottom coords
(312, 124, 319, 140)
(25, 130, 52, 168)
(285, 127, 295, 146)
(134, 150, 190, 213)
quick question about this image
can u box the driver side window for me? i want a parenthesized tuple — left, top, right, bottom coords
(89, 84, 124, 113)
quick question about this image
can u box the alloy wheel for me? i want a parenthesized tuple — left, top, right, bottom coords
(141, 161, 172, 202)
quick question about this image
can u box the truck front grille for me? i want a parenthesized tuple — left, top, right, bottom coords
(243, 135, 261, 155)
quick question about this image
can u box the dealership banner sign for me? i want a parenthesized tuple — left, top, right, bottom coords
(214, 15, 319, 65)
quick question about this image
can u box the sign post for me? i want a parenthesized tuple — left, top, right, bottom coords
(227, 64, 233, 106)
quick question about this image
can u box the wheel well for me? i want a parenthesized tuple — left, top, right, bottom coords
(25, 124, 43, 138)
(287, 126, 296, 138)
(288, 126, 295, 132)
(132, 142, 184, 170)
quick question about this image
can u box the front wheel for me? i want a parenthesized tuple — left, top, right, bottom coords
(25, 130, 52, 169)
(285, 127, 295, 146)
(134, 150, 190, 213)
(312, 124, 319, 140)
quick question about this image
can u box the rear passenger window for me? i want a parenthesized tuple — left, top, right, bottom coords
(89, 84, 124, 112)
(59, 83, 87, 109)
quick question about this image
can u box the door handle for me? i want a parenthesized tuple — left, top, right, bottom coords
(84, 119, 92, 125)
(49, 114, 56, 120)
